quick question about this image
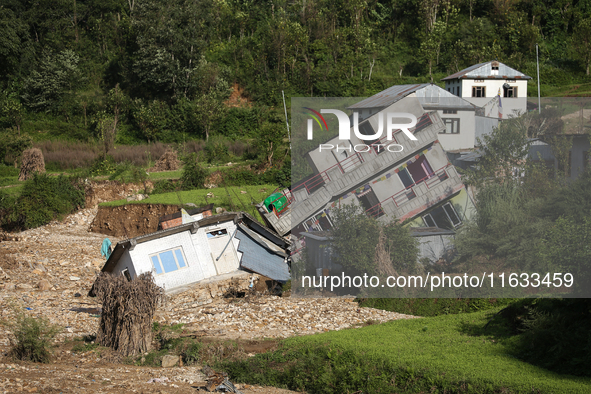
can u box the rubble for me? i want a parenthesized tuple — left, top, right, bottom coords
(161, 355, 180, 368)
(0, 206, 417, 349)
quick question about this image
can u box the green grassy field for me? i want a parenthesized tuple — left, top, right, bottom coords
(99, 184, 279, 222)
(222, 307, 591, 393)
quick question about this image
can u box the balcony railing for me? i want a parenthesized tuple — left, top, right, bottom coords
(265, 189, 295, 217)
(364, 163, 453, 217)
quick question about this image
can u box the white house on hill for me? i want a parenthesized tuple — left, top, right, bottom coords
(442, 61, 531, 119)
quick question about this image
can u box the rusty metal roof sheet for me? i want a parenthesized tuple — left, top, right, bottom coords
(348, 84, 430, 109)
(442, 61, 532, 80)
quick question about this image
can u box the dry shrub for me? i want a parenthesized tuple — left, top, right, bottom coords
(36, 140, 101, 169)
(0, 247, 18, 270)
(94, 272, 164, 356)
(183, 140, 206, 155)
(149, 149, 180, 172)
(5, 313, 61, 363)
(206, 170, 223, 187)
(110, 142, 172, 167)
(18, 148, 45, 181)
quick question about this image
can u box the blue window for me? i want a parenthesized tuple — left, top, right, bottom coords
(150, 247, 188, 274)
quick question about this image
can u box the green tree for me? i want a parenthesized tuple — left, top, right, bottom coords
(329, 204, 418, 276)
(540, 216, 591, 296)
(194, 93, 226, 141)
(180, 153, 208, 190)
(0, 131, 33, 167)
(572, 17, 591, 75)
(21, 50, 81, 113)
(0, 96, 24, 133)
(464, 115, 532, 188)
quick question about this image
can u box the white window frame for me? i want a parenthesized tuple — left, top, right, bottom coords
(149, 247, 188, 275)
(422, 202, 462, 228)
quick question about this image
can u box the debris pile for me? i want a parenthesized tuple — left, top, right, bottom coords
(150, 149, 180, 172)
(204, 367, 244, 393)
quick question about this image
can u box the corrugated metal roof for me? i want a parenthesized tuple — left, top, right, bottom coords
(442, 61, 532, 80)
(236, 227, 290, 282)
(415, 85, 478, 110)
(348, 84, 430, 109)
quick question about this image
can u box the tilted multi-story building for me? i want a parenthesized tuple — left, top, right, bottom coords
(258, 85, 476, 264)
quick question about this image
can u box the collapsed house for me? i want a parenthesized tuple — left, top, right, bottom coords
(92, 211, 291, 294)
(258, 86, 478, 268)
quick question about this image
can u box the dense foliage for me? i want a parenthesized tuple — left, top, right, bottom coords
(0, 0, 590, 155)
(0, 174, 85, 230)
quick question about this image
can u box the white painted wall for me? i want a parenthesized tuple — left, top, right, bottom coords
(436, 109, 477, 151)
(190, 220, 241, 279)
(371, 173, 405, 202)
(129, 231, 205, 291)
(307, 135, 341, 174)
(460, 79, 528, 118)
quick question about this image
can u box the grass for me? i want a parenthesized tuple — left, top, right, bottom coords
(146, 170, 183, 181)
(100, 184, 279, 222)
(0, 185, 24, 196)
(132, 323, 248, 367)
(538, 83, 591, 97)
(221, 308, 591, 393)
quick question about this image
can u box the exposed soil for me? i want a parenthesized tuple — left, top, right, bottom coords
(90, 204, 180, 238)
(85, 180, 153, 209)
(225, 83, 252, 108)
(0, 340, 296, 394)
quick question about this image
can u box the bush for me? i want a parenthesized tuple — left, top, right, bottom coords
(357, 298, 518, 317)
(4, 173, 85, 230)
(488, 298, 591, 377)
(223, 168, 259, 186)
(204, 136, 230, 164)
(180, 153, 208, 191)
(87, 155, 119, 176)
(5, 314, 61, 363)
(151, 179, 179, 194)
(108, 162, 148, 184)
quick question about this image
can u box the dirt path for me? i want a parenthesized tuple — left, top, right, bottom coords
(0, 360, 297, 393)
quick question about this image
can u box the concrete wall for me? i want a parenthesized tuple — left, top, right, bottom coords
(416, 234, 455, 263)
(307, 135, 341, 174)
(436, 109, 477, 151)
(570, 135, 590, 179)
(475, 116, 499, 143)
(190, 220, 241, 279)
(424, 143, 449, 170)
(129, 230, 205, 292)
